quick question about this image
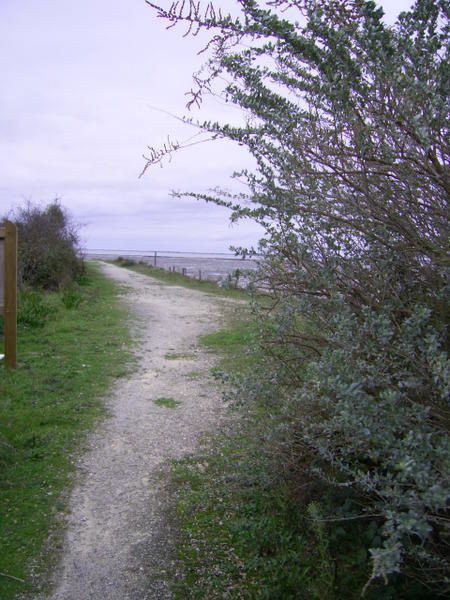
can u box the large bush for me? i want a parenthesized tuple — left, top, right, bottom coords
(12, 200, 84, 290)
(145, 0, 449, 594)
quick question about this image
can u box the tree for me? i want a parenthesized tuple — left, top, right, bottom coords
(12, 200, 84, 289)
(144, 1, 449, 593)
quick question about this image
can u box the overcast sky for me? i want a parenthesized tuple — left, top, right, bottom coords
(0, 0, 413, 253)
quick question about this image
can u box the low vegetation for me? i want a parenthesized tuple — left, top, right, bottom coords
(164, 352, 196, 361)
(154, 397, 181, 409)
(170, 319, 339, 599)
(169, 314, 442, 599)
(0, 263, 132, 599)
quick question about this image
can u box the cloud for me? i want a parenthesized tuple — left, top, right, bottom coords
(0, 0, 412, 253)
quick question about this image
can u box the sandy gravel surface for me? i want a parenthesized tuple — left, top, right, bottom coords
(41, 262, 236, 600)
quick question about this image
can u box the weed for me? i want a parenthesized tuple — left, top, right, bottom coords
(17, 289, 55, 328)
(154, 398, 181, 409)
(164, 352, 195, 361)
(60, 285, 83, 309)
(185, 371, 202, 380)
(200, 320, 259, 373)
(306, 502, 336, 597)
(209, 366, 224, 377)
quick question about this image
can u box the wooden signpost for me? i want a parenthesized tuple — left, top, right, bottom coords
(0, 221, 17, 369)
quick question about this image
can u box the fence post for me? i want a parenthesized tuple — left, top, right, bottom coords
(154, 251, 157, 267)
(4, 221, 17, 369)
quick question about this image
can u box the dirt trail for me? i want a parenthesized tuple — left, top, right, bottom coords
(41, 262, 235, 600)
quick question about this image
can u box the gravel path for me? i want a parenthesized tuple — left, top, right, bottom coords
(43, 262, 235, 600)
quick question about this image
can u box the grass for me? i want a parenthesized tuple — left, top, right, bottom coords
(0, 263, 132, 599)
(167, 315, 385, 599)
(168, 313, 343, 599)
(199, 320, 258, 374)
(170, 441, 339, 600)
(168, 313, 329, 599)
(164, 352, 196, 361)
(153, 397, 181, 409)
(185, 371, 202, 380)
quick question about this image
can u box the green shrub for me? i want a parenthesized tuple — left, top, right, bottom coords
(61, 285, 83, 310)
(115, 257, 136, 267)
(145, 0, 449, 594)
(0, 436, 14, 469)
(294, 302, 450, 593)
(12, 200, 84, 290)
(17, 289, 54, 328)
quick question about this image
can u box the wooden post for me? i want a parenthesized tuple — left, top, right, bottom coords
(153, 251, 157, 267)
(4, 221, 17, 369)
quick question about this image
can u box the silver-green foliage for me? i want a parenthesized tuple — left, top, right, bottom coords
(144, 0, 449, 592)
(301, 304, 449, 588)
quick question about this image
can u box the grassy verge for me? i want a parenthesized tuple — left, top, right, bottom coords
(168, 315, 388, 599)
(200, 320, 258, 375)
(169, 319, 339, 599)
(171, 443, 340, 599)
(0, 263, 132, 599)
